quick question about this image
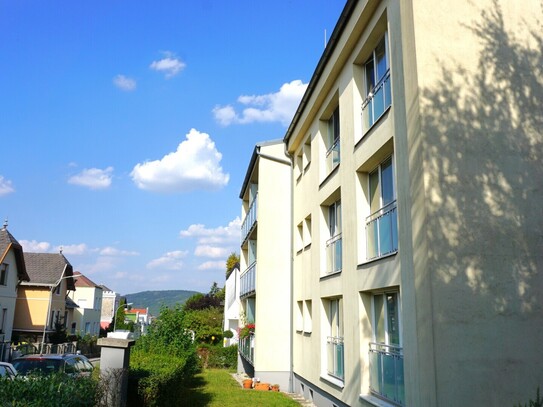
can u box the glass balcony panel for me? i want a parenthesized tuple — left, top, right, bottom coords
(240, 262, 256, 298)
(326, 235, 342, 274)
(366, 201, 397, 260)
(369, 344, 404, 406)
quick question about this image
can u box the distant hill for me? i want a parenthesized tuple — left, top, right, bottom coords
(123, 290, 200, 317)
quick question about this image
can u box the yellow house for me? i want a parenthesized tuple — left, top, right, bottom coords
(13, 252, 75, 343)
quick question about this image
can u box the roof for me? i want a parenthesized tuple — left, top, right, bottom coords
(73, 271, 101, 289)
(126, 308, 147, 315)
(0, 227, 30, 282)
(22, 252, 75, 290)
(65, 297, 79, 309)
(99, 284, 113, 292)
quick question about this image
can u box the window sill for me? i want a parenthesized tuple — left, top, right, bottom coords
(319, 163, 340, 188)
(356, 105, 391, 148)
(358, 251, 397, 267)
(320, 270, 342, 281)
(360, 393, 398, 407)
(320, 373, 344, 389)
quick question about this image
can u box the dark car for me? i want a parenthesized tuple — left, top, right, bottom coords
(12, 353, 94, 377)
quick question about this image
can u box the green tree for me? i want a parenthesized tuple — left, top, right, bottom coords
(225, 252, 239, 277)
(183, 307, 224, 344)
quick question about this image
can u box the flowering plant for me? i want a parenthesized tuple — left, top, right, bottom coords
(238, 323, 255, 339)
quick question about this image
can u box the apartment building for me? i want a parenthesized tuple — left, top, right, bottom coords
(238, 140, 292, 390)
(284, 1, 543, 406)
(68, 272, 103, 336)
(223, 262, 240, 347)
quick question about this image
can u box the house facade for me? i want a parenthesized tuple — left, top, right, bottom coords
(238, 140, 292, 390)
(284, 1, 543, 406)
(68, 272, 103, 337)
(99, 285, 120, 330)
(13, 252, 75, 343)
(0, 225, 30, 348)
(223, 262, 240, 347)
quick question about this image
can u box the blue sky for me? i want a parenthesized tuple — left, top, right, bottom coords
(0, 1, 345, 295)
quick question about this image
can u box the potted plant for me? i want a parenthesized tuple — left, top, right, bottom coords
(271, 384, 280, 392)
(238, 323, 255, 339)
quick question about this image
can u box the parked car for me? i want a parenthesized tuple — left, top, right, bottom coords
(0, 361, 17, 379)
(12, 354, 93, 377)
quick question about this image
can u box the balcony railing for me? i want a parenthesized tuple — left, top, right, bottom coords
(327, 336, 344, 380)
(240, 262, 256, 298)
(366, 201, 397, 260)
(241, 195, 258, 244)
(326, 233, 342, 274)
(326, 137, 340, 173)
(369, 342, 404, 406)
(362, 70, 391, 129)
(239, 332, 255, 365)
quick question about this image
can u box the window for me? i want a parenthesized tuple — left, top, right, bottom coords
(303, 300, 312, 333)
(296, 301, 303, 332)
(362, 35, 391, 130)
(0, 308, 7, 334)
(366, 156, 398, 260)
(369, 292, 404, 405)
(0, 264, 8, 285)
(303, 215, 312, 248)
(326, 201, 342, 274)
(326, 106, 340, 173)
(296, 222, 304, 253)
(303, 137, 312, 170)
(54, 282, 61, 295)
(85, 322, 91, 334)
(326, 298, 344, 380)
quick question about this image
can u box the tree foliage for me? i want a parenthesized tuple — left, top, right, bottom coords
(225, 252, 239, 277)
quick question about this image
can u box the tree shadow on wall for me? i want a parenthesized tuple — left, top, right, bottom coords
(420, 1, 542, 403)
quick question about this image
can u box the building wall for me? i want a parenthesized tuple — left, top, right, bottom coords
(287, 0, 543, 406)
(69, 286, 103, 336)
(0, 250, 20, 341)
(100, 291, 119, 327)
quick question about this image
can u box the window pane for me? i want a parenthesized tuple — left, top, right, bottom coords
(369, 170, 380, 213)
(365, 58, 375, 94)
(374, 295, 385, 343)
(379, 213, 393, 255)
(386, 293, 400, 345)
(367, 220, 377, 259)
(375, 38, 387, 80)
(381, 158, 394, 205)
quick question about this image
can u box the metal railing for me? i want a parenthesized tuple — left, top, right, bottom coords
(241, 195, 258, 244)
(240, 262, 256, 298)
(362, 70, 391, 129)
(326, 137, 340, 173)
(239, 332, 254, 364)
(369, 342, 405, 406)
(326, 233, 342, 274)
(366, 201, 397, 260)
(326, 336, 344, 380)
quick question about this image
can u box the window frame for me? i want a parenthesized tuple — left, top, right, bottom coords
(326, 106, 341, 173)
(326, 200, 342, 275)
(0, 263, 8, 286)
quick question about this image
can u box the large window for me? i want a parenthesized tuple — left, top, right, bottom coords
(369, 292, 404, 405)
(326, 298, 344, 381)
(326, 200, 342, 274)
(366, 157, 398, 260)
(362, 35, 391, 130)
(326, 106, 340, 173)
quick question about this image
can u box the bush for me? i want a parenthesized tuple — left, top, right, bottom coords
(197, 344, 238, 370)
(0, 373, 99, 406)
(515, 387, 542, 407)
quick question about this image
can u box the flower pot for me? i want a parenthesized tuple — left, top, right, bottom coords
(271, 385, 280, 392)
(242, 379, 253, 389)
(254, 382, 270, 391)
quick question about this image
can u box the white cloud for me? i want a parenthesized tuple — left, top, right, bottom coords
(68, 167, 114, 190)
(19, 240, 51, 252)
(194, 245, 228, 258)
(0, 176, 14, 196)
(131, 129, 229, 193)
(147, 250, 188, 270)
(55, 243, 88, 256)
(113, 74, 136, 91)
(150, 52, 186, 78)
(213, 80, 307, 126)
(99, 247, 139, 256)
(180, 217, 241, 245)
(197, 261, 224, 271)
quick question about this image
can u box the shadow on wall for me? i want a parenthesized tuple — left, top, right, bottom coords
(420, 1, 542, 403)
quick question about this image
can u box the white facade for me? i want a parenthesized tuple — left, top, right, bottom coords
(223, 264, 240, 346)
(0, 252, 22, 343)
(68, 274, 103, 337)
(238, 140, 292, 390)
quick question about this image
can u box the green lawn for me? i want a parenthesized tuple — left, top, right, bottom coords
(179, 369, 301, 406)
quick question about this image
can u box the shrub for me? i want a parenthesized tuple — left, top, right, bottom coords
(0, 372, 99, 406)
(514, 387, 542, 407)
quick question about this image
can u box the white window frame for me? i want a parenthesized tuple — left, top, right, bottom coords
(0, 264, 8, 286)
(326, 106, 340, 173)
(326, 200, 342, 274)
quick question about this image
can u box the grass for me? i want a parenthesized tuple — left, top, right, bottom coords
(179, 369, 301, 406)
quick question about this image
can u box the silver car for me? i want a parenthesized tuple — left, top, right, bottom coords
(0, 361, 17, 379)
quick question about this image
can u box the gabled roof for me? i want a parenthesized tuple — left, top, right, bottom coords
(126, 308, 147, 315)
(73, 271, 101, 289)
(22, 252, 75, 291)
(0, 227, 30, 282)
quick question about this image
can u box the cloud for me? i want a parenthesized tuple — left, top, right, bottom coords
(147, 250, 188, 270)
(213, 80, 307, 126)
(19, 240, 51, 252)
(68, 167, 114, 190)
(55, 243, 89, 256)
(113, 74, 136, 91)
(131, 129, 229, 193)
(194, 245, 228, 258)
(150, 52, 186, 78)
(180, 217, 241, 245)
(99, 247, 139, 257)
(0, 176, 14, 196)
(197, 261, 224, 271)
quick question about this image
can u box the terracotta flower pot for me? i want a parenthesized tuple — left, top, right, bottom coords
(254, 382, 271, 391)
(242, 379, 253, 389)
(271, 385, 280, 392)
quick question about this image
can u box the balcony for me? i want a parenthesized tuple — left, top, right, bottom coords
(326, 137, 340, 173)
(366, 201, 397, 260)
(369, 343, 404, 406)
(362, 69, 391, 130)
(241, 195, 258, 245)
(239, 332, 255, 365)
(240, 262, 256, 298)
(326, 336, 344, 380)
(326, 233, 342, 274)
